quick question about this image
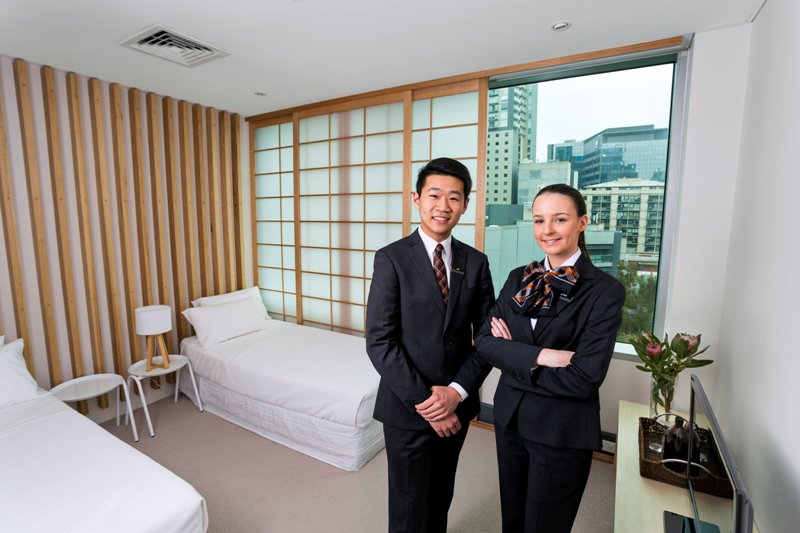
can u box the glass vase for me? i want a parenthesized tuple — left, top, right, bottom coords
(649, 373, 678, 422)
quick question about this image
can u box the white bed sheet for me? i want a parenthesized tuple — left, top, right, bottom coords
(0, 392, 207, 533)
(180, 322, 379, 427)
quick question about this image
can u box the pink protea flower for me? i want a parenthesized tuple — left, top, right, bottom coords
(642, 332, 657, 343)
(646, 342, 663, 359)
(679, 333, 700, 352)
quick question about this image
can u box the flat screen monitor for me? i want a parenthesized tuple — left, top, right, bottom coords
(663, 375, 754, 533)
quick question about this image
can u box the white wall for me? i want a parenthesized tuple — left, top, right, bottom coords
(716, 0, 800, 531)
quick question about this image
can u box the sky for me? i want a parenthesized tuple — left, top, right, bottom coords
(533, 63, 675, 162)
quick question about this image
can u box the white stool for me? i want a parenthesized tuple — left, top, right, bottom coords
(127, 354, 203, 437)
(50, 373, 139, 442)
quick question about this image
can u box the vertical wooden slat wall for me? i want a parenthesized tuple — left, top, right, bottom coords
(0, 63, 30, 355)
(12, 59, 62, 384)
(0, 57, 247, 397)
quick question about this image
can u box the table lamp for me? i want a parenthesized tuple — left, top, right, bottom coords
(135, 305, 172, 371)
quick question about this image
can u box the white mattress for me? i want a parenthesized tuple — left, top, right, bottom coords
(180, 322, 385, 471)
(0, 392, 207, 533)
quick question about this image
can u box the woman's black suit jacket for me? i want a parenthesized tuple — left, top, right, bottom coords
(475, 254, 625, 451)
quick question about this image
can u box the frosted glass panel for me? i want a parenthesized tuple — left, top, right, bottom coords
(366, 132, 403, 164)
(365, 223, 402, 250)
(301, 247, 331, 273)
(281, 173, 294, 196)
(460, 202, 476, 224)
(281, 198, 294, 220)
(331, 194, 364, 221)
(301, 222, 330, 247)
(330, 138, 364, 166)
(255, 174, 281, 197)
(282, 246, 295, 269)
(412, 131, 430, 161)
(284, 293, 297, 316)
(283, 270, 297, 292)
(256, 198, 280, 220)
(366, 194, 401, 221)
(280, 147, 294, 172)
(255, 150, 280, 174)
(257, 222, 281, 244)
(302, 273, 331, 299)
(299, 196, 329, 221)
(431, 125, 478, 159)
(452, 224, 475, 247)
(332, 276, 364, 305)
(331, 250, 364, 277)
(259, 267, 283, 291)
(299, 141, 329, 169)
(366, 102, 403, 134)
(331, 109, 364, 138)
(432, 92, 479, 127)
(459, 159, 478, 189)
(258, 245, 282, 268)
(331, 222, 363, 249)
(365, 252, 376, 278)
(281, 222, 295, 245)
(263, 290, 284, 315)
(332, 302, 364, 330)
(300, 169, 329, 195)
(410, 161, 426, 190)
(302, 297, 331, 324)
(330, 165, 364, 194)
(365, 163, 402, 193)
(280, 122, 293, 146)
(412, 99, 430, 129)
(299, 115, 328, 143)
(255, 126, 279, 150)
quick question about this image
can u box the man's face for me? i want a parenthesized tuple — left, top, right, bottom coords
(412, 173, 469, 241)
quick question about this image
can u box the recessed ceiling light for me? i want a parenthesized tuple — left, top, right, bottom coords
(551, 21, 571, 32)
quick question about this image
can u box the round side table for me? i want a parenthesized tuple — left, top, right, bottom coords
(127, 354, 203, 437)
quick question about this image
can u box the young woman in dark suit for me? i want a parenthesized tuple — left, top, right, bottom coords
(475, 184, 625, 533)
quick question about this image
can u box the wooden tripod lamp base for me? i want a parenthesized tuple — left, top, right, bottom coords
(144, 334, 171, 372)
(135, 305, 173, 372)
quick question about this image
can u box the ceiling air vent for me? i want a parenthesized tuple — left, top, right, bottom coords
(122, 25, 228, 67)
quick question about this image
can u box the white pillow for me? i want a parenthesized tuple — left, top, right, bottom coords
(182, 296, 270, 349)
(191, 287, 270, 320)
(0, 339, 38, 408)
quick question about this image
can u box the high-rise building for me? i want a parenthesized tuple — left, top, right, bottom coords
(485, 128, 520, 204)
(583, 177, 665, 266)
(517, 160, 574, 206)
(548, 125, 668, 189)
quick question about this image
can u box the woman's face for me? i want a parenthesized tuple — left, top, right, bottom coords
(531, 193, 588, 268)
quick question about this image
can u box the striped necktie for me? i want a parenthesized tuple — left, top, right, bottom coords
(433, 244, 449, 305)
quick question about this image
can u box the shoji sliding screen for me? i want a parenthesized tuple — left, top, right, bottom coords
(253, 121, 296, 321)
(250, 83, 483, 335)
(297, 99, 405, 333)
(410, 86, 483, 247)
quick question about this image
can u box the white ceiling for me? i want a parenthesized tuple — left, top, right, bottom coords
(0, 0, 764, 117)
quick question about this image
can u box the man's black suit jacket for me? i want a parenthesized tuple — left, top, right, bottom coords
(475, 254, 625, 451)
(366, 231, 495, 430)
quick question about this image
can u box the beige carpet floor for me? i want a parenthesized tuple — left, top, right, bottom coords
(103, 397, 614, 532)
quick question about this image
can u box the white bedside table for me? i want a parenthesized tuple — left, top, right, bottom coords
(127, 354, 203, 437)
(50, 373, 139, 442)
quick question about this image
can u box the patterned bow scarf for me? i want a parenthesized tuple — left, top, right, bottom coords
(511, 261, 579, 316)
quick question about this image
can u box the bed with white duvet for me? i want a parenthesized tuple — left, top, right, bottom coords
(0, 336, 208, 533)
(180, 288, 384, 471)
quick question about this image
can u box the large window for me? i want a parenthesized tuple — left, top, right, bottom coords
(484, 58, 677, 340)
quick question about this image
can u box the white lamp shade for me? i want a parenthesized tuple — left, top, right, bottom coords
(135, 305, 172, 335)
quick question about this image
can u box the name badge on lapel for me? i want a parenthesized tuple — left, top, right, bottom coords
(451, 266, 464, 276)
(559, 293, 574, 303)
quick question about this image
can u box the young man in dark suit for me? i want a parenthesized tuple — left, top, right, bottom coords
(366, 157, 495, 533)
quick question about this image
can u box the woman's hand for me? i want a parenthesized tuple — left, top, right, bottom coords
(490, 317, 513, 340)
(536, 348, 575, 368)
